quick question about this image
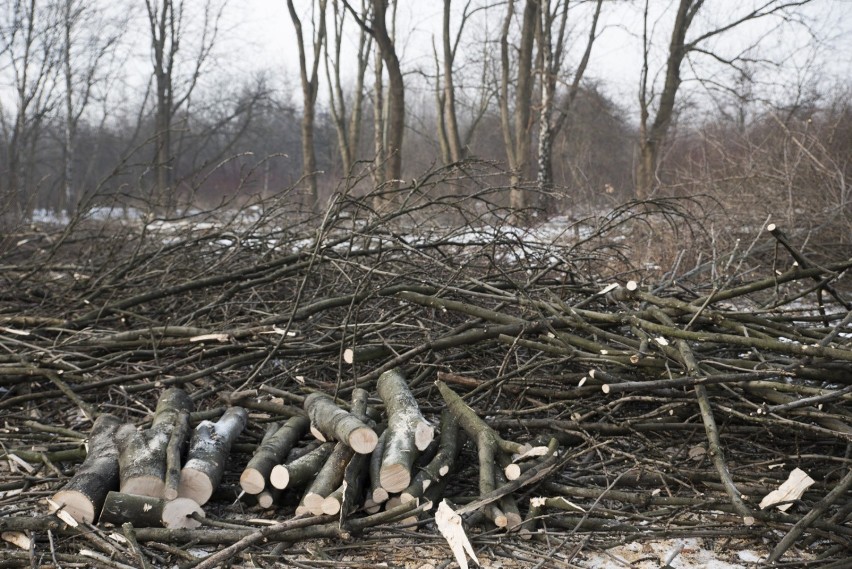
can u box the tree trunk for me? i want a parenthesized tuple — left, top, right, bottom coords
(501, 0, 538, 211)
(441, 0, 462, 163)
(636, 0, 695, 199)
(371, 0, 404, 186)
(287, 0, 327, 209)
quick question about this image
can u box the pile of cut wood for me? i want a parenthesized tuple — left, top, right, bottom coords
(1, 195, 850, 566)
(47, 369, 556, 536)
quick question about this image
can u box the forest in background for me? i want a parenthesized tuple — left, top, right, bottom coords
(0, 0, 849, 257)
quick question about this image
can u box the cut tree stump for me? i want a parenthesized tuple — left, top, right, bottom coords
(304, 392, 377, 454)
(178, 406, 248, 505)
(100, 491, 203, 529)
(48, 414, 122, 524)
(240, 415, 309, 495)
(377, 369, 434, 493)
(116, 388, 194, 498)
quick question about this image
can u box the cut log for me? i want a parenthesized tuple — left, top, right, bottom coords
(269, 442, 335, 490)
(436, 381, 531, 523)
(504, 438, 559, 481)
(164, 410, 190, 500)
(48, 414, 122, 524)
(240, 416, 309, 495)
(400, 409, 463, 504)
(256, 487, 282, 509)
(178, 407, 248, 505)
(116, 388, 194, 498)
(369, 431, 389, 504)
(304, 392, 377, 454)
(298, 388, 369, 515)
(377, 369, 435, 493)
(100, 491, 203, 529)
(322, 422, 379, 519)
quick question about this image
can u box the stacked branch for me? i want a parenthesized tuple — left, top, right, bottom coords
(436, 381, 533, 527)
(304, 392, 378, 454)
(298, 388, 371, 515)
(240, 416, 309, 495)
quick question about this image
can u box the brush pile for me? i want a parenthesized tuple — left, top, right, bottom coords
(1, 183, 850, 567)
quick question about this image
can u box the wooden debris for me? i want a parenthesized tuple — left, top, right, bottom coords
(179, 406, 248, 505)
(240, 415, 309, 495)
(304, 392, 378, 454)
(377, 368, 434, 493)
(116, 388, 194, 498)
(48, 414, 122, 524)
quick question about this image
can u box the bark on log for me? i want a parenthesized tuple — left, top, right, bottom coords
(298, 388, 369, 516)
(100, 491, 203, 529)
(240, 416, 309, 495)
(377, 368, 434, 493)
(400, 409, 462, 504)
(49, 414, 122, 524)
(269, 442, 335, 490)
(164, 410, 190, 500)
(116, 388, 194, 498)
(304, 392, 377, 454)
(369, 431, 389, 504)
(179, 407, 248, 505)
(437, 380, 532, 525)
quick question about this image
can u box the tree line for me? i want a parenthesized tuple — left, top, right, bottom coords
(0, 0, 848, 226)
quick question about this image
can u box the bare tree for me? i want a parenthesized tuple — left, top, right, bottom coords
(343, 0, 404, 199)
(287, 0, 327, 208)
(144, 0, 225, 207)
(499, 0, 538, 210)
(0, 0, 60, 221)
(433, 0, 469, 165)
(636, 0, 815, 199)
(370, 0, 403, 186)
(535, 0, 602, 201)
(325, 0, 371, 178)
(59, 0, 124, 215)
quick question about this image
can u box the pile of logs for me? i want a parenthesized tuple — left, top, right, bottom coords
(2, 191, 850, 566)
(48, 369, 555, 533)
